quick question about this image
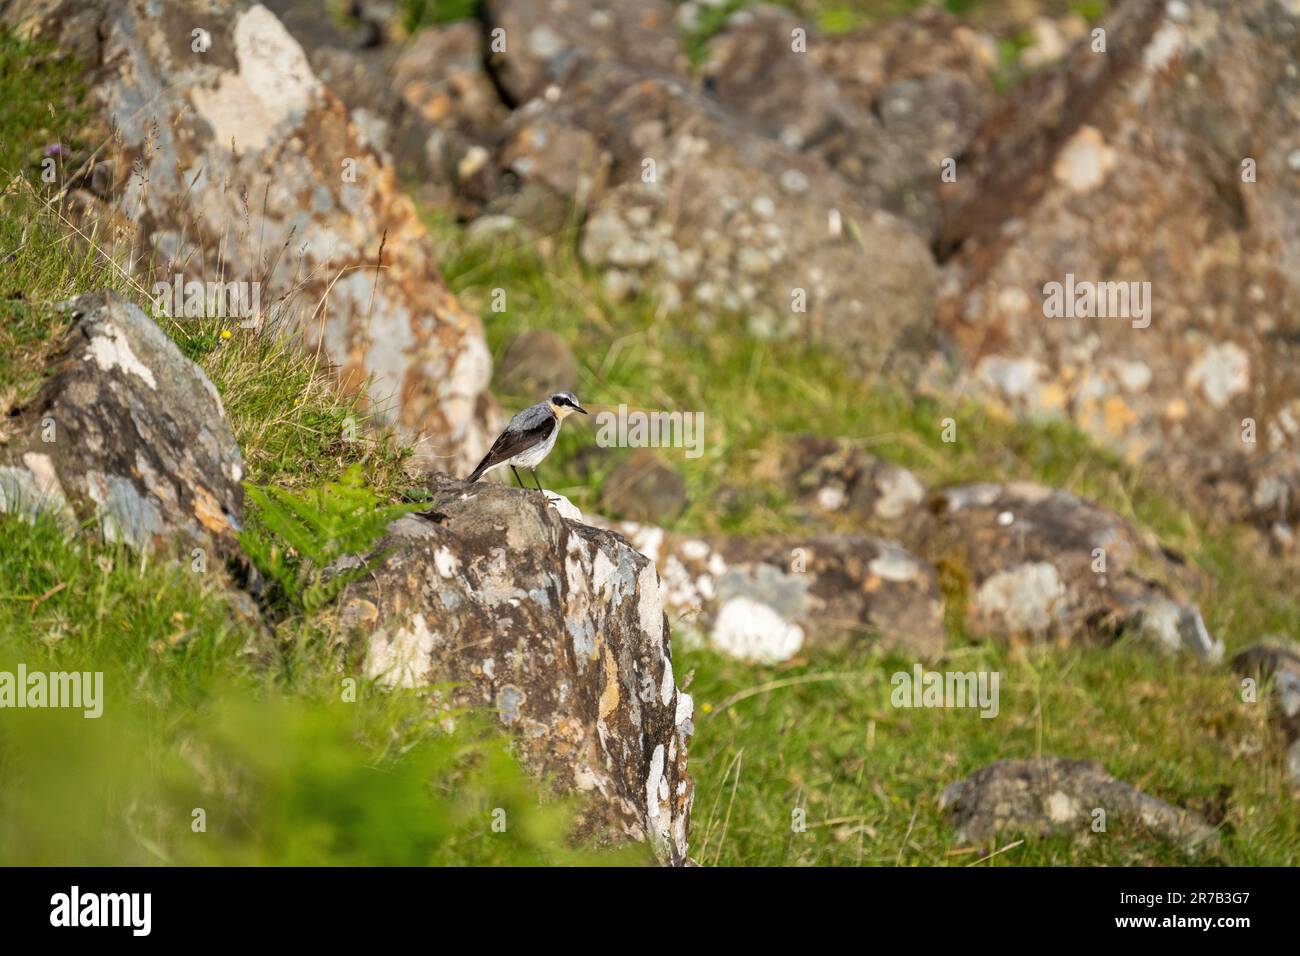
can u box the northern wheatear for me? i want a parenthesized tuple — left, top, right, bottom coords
(466, 391, 588, 491)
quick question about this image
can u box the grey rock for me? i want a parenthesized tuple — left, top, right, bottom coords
(334, 475, 694, 864)
(483, 0, 687, 102)
(492, 55, 937, 377)
(0, 291, 243, 557)
(1232, 642, 1300, 787)
(940, 757, 1220, 854)
(703, 5, 995, 238)
(935, 0, 1300, 532)
(1128, 598, 1224, 663)
(597, 519, 945, 663)
(923, 482, 1215, 655)
(778, 434, 927, 533)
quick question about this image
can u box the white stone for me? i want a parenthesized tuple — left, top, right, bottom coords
(711, 597, 804, 664)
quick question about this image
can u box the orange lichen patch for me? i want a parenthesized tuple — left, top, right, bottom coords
(192, 485, 231, 534)
(598, 642, 620, 721)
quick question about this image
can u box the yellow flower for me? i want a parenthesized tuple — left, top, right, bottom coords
(220, 328, 233, 340)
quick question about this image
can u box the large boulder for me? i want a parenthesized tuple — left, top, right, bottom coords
(490, 54, 937, 376)
(940, 757, 1220, 854)
(482, 0, 688, 103)
(923, 482, 1221, 660)
(703, 5, 996, 238)
(935, 0, 1300, 537)
(334, 477, 694, 864)
(597, 519, 945, 664)
(0, 291, 243, 557)
(262, 4, 509, 213)
(2, 0, 498, 474)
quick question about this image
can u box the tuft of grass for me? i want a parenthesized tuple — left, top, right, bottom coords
(172, 317, 411, 493)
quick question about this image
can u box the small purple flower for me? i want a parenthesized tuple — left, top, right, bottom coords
(43, 143, 67, 157)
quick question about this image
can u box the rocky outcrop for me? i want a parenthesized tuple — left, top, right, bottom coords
(2, 0, 498, 474)
(483, 0, 688, 103)
(334, 477, 694, 864)
(924, 482, 1221, 660)
(0, 291, 243, 556)
(940, 757, 1220, 853)
(489, 54, 937, 375)
(254, 3, 943, 376)
(704, 5, 996, 237)
(935, 0, 1300, 537)
(262, 3, 508, 213)
(599, 519, 945, 664)
(1232, 642, 1300, 787)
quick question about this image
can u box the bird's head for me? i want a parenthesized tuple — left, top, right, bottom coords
(548, 391, 588, 419)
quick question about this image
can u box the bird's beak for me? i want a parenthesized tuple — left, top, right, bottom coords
(576, 405, 589, 415)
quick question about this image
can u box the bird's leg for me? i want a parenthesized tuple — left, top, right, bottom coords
(510, 465, 524, 488)
(531, 469, 545, 494)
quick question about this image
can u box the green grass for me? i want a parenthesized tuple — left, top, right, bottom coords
(400, 0, 480, 35)
(681, 643, 1294, 866)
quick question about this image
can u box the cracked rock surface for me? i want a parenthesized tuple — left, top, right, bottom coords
(334, 476, 694, 864)
(0, 291, 244, 557)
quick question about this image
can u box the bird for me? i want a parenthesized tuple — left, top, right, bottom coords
(465, 391, 588, 492)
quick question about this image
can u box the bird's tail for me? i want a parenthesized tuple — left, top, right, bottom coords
(465, 455, 491, 483)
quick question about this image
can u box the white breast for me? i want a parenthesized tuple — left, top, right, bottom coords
(509, 420, 559, 468)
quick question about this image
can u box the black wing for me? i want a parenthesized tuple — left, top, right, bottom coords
(466, 413, 555, 481)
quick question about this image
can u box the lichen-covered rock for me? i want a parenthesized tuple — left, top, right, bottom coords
(483, 0, 687, 102)
(924, 482, 1221, 660)
(490, 55, 937, 375)
(939, 757, 1220, 853)
(775, 435, 927, 534)
(264, 4, 509, 213)
(597, 520, 945, 664)
(0, 291, 243, 556)
(3, 0, 498, 474)
(334, 476, 693, 864)
(935, 0, 1300, 533)
(704, 5, 995, 237)
(1232, 642, 1300, 787)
